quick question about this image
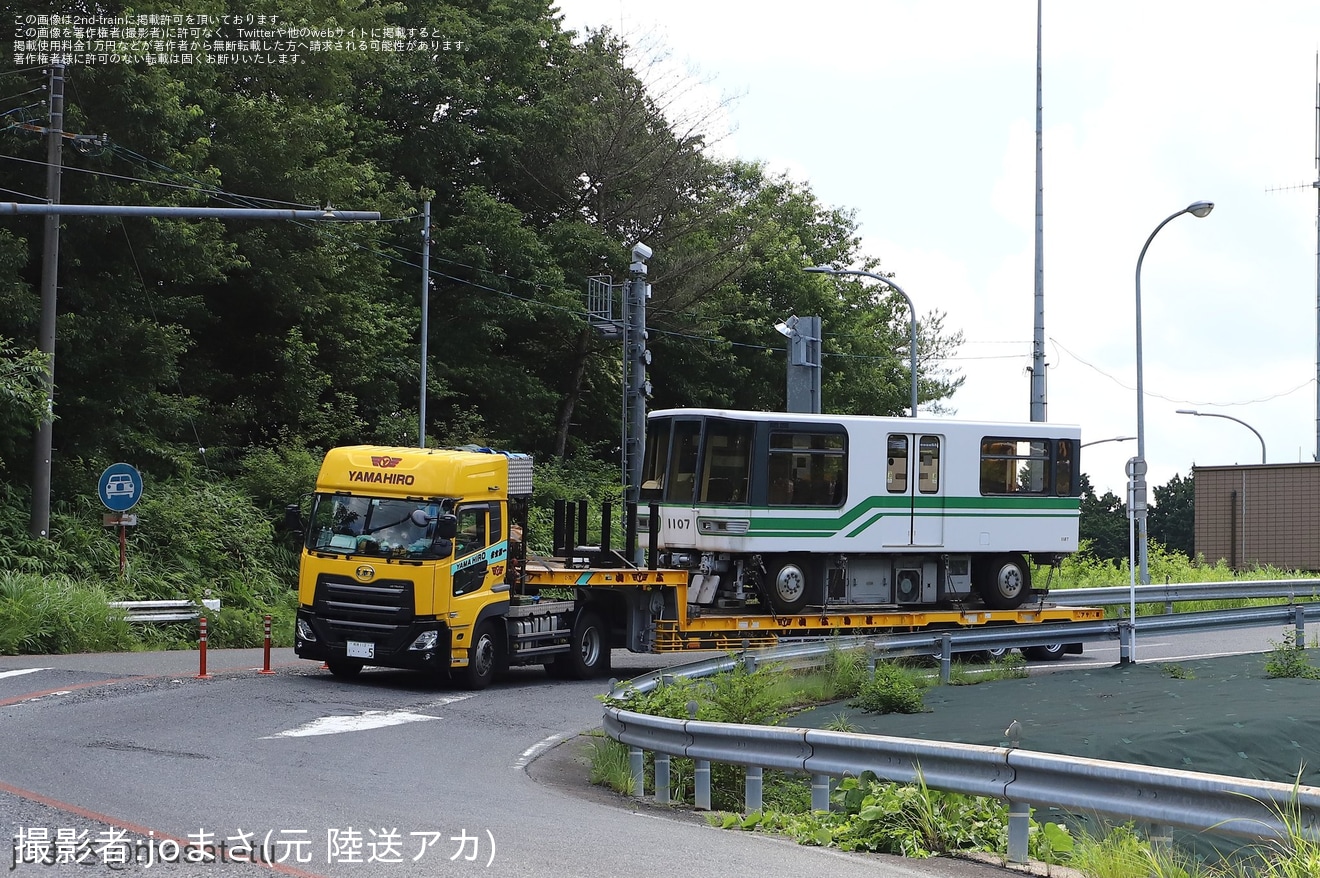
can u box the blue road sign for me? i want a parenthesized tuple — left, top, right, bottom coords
(98, 463, 143, 512)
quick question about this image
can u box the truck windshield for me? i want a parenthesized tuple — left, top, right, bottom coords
(306, 494, 452, 560)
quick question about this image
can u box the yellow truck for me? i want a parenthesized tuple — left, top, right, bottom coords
(289, 420, 1101, 689)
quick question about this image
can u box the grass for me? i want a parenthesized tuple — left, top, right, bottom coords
(593, 646, 1320, 878)
(587, 736, 635, 796)
(948, 652, 1029, 684)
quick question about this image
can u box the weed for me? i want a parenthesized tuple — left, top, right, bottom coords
(948, 653, 1028, 685)
(1263, 631, 1319, 680)
(1162, 663, 1195, 680)
(821, 712, 860, 733)
(587, 737, 635, 796)
(850, 661, 928, 714)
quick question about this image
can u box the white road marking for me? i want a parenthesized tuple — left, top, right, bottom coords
(263, 709, 442, 738)
(514, 732, 570, 770)
(0, 668, 50, 680)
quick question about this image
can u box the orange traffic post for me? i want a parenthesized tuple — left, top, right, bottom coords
(260, 614, 275, 674)
(196, 616, 210, 679)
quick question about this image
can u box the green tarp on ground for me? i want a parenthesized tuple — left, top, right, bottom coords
(791, 650, 1319, 788)
(790, 650, 1320, 859)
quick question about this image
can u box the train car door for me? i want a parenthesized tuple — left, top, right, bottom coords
(880, 433, 945, 546)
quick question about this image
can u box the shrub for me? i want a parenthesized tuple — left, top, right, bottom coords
(1263, 631, 1319, 680)
(850, 662, 928, 714)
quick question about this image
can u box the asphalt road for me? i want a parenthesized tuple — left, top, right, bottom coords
(0, 647, 1031, 878)
(0, 623, 1292, 878)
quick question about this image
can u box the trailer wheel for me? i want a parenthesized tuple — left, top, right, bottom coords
(976, 554, 1031, 610)
(326, 657, 363, 679)
(766, 557, 812, 614)
(554, 611, 611, 680)
(1024, 643, 1067, 661)
(457, 623, 503, 690)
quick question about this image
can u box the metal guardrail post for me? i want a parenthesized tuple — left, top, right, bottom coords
(1296, 606, 1307, 646)
(629, 747, 645, 798)
(1118, 619, 1132, 665)
(811, 774, 830, 813)
(1007, 801, 1030, 863)
(688, 699, 710, 810)
(743, 653, 757, 673)
(655, 753, 670, 805)
(939, 633, 952, 684)
(695, 760, 711, 811)
(745, 766, 763, 813)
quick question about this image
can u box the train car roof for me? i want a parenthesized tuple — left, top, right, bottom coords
(646, 407, 1081, 433)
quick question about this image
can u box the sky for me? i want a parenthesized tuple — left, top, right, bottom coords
(553, 0, 1320, 496)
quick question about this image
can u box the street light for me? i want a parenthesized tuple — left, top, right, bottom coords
(1080, 435, 1136, 449)
(804, 265, 918, 417)
(1175, 409, 1266, 464)
(1134, 200, 1213, 588)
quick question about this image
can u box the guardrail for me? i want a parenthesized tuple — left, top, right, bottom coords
(1049, 578, 1320, 608)
(108, 598, 220, 623)
(602, 609, 1320, 864)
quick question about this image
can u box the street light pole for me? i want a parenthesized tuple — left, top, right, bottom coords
(1175, 409, 1266, 464)
(804, 265, 918, 417)
(1134, 200, 1214, 586)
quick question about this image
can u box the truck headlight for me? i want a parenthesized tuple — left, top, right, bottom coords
(409, 629, 439, 651)
(296, 619, 316, 642)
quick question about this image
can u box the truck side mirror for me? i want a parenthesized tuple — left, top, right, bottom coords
(282, 504, 304, 534)
(434, 514, 458, 539)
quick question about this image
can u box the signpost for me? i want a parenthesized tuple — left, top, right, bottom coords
(98, 463, 142, 574)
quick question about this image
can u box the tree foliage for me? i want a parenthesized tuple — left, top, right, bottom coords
(1148, 471, 1194, 559)
(1077, 471, 1197, 564)
(0, 0, 967, 538)
(1078, 473, 1130, 563)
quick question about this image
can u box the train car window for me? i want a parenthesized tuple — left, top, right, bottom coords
(1055, 438, 1077, 496)
(918, 435, 941, 494)
(768, 429, 846, 506)
(665, 420, 702, 503)
(640, 418, 672, 501)
(886, 435, 909, 494)
(980, 438, 1049, 495)
(699, 419, 753, 504)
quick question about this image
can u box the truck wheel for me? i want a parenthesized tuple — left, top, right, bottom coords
(1024, 643, 1067, 661)
(457, 623, 503, 690)
(976, 554, 1030, 610)
(326, 657, 364, 678)
(766, 557, 811, 614)
(556, 611, 611, 680)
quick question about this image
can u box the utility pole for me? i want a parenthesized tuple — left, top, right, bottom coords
(1029, 0, 1048, 422)
(780, 315, 822, 413)
(623, 242, 652, 511)
(31, 63, 64, 538)
(419, 200, 431, 447)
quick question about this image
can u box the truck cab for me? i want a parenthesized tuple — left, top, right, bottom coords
(291, 446, 523, 687)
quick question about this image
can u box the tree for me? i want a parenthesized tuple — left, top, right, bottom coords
(0, 0, 973, 515)
(1078, 473, 1128, 562)
(1149, 471, 1195, 558)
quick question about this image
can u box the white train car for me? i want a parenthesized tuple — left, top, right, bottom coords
(639, 408, 1081, 614)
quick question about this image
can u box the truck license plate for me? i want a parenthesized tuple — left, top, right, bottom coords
(346, 640, 374, 659)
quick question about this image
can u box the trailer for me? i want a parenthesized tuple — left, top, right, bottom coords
(288, 410, 1098, 689)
